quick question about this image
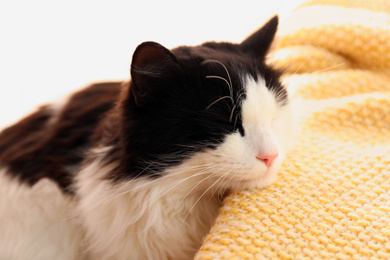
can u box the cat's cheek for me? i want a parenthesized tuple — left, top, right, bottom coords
(209, 122, 291, 190)
(206, 134, 270, 188)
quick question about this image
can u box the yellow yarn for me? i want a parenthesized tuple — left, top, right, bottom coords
(195, 0, 390, 259)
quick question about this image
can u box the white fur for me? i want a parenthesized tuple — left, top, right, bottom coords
(1, 75, 293, 260)
(76, 148, 221, 260)
(0, 169, 85, 260)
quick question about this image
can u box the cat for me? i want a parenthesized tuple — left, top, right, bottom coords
(0, 15, 293, 260)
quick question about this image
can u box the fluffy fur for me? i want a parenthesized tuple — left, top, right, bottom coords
(0, 169, 85, 260)
(0, 16, 293, 259)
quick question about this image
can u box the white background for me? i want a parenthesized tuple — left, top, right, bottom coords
(0, 0, 303, 129)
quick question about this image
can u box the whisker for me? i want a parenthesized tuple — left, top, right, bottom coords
(229, 104, 236, 123)
(66, 162, 217, 220)
(312, 62, 346, 74)
(130, 164, 227, 230)
(169, 163, 228, 218)
(205, 75, 231, 90)
(210, 166, 234, 198)
(221, 166, 242, 191)
(116, 167, 219, 231)
(180, 166, 234, 225)
(206, 95, 234, 110)
(292, 45, 320, 76)
(306, 65, 318, 74)
(202, 59, 234, 103)
(233, 113, 239, 130)
(236, 92, 246, 104)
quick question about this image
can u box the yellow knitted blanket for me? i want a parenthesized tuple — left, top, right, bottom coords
(195, 0, 390, 259)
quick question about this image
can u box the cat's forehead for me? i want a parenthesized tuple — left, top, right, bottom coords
(173, 44, 261, 86)
(171, 44, 284, 101)
(173, 44, 254, 70)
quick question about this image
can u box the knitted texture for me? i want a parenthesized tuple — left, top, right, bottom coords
(195, 0, 390, 259)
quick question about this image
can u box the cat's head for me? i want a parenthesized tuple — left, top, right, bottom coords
(119, 16, 293, 190)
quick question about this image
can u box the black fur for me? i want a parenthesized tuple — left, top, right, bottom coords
(0, 82, 122, 193)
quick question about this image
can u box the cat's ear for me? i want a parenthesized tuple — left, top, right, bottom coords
(240, 15, 278, 58)
(130, 41, 178, 106)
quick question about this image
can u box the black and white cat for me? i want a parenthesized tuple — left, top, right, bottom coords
(0, 16, 293, 260)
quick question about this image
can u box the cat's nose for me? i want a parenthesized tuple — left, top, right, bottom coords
(256, 153, 278, 167)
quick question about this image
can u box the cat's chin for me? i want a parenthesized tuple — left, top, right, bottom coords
(239, 173, 278, 190)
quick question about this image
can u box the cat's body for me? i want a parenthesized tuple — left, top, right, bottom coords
(0, 82, 122, 259)
(0, 16, 293, 259)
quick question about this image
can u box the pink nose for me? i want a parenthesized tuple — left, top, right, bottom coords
(256, 154, 278, 167)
